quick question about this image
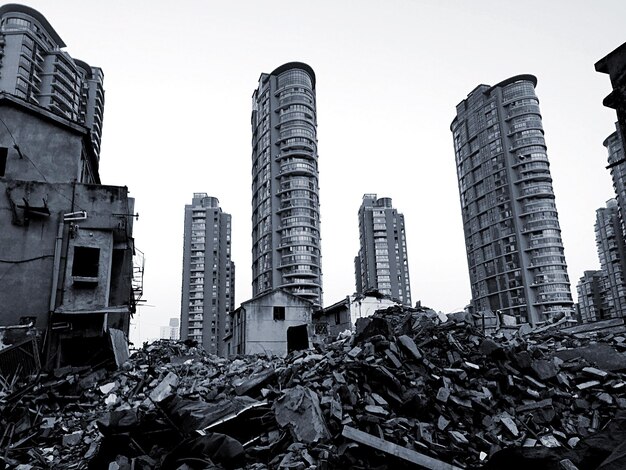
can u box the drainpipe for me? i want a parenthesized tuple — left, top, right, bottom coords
(49, 215, 64, 312)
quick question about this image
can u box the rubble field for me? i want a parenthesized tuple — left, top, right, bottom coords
(2, 306, 626, 470)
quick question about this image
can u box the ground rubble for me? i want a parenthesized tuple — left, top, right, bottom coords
(3, 307, 626, 469)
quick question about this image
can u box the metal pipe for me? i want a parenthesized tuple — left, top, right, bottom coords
(49, 216, 64, 312)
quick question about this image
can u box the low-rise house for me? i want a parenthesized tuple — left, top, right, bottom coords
(225, 289, 313, 356)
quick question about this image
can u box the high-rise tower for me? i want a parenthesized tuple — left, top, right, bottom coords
(576, 270, 608, 323)
(595, 199, 626, 318)
(251, 62, 322, 306)
(451, 75, 573, 325)
(355, 194, 412, 305)
(180, 194, 235, 355)
(0, 4, 104, 158)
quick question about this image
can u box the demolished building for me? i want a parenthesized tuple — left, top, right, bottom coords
(0, 92, 140, 370)
(3, 305, 626, 469)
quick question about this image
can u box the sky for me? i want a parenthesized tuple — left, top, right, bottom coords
(21, 0, 626, 343)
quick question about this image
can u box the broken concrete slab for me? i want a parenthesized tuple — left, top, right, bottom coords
(274, 385, 330, 443)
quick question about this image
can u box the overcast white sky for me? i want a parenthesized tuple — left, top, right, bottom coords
(23, 0, 626, 342)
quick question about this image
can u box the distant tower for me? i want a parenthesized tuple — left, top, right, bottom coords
(160, 318, 180, 340)
(355, 194, 412, 305)
(0, 4, 105, 158)
(451, 75, 573, 325)
(250, 62, 322, 306)
(595, 199, 626, 318)
(180, 194, 234, 355)
(576, 270, 608, 323)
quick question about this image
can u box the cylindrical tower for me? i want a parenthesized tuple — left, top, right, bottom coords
(451, 75, 572, 325)
(251, 62, 322, 306)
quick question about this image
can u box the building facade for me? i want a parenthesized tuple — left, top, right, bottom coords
(180, 194, 234, 355)
(0, 4, 104, 158)
(451, 75, 573, 325)
(595, 199, 626, 318)
(604, 125, 626, 239)
(0, 94, 138, 368)
(251, 62, 322, 306)
(160, 318, 180, 340)
(226, 289, 313, 356)
(576, 270, 608, 323)
(354, 194, 412, 305)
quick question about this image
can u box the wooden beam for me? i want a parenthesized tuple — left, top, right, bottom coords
(342, 425, 463, 470)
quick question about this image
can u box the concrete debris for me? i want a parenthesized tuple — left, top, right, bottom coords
(2, 307, 626, 468)
(274, 385, 330, 443)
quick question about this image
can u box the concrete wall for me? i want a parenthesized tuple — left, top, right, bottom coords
(349, 295, 399, 327)
(0, 104, 93, 184)
(0, 178, 134, 331)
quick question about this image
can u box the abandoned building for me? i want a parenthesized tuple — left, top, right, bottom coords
(0, 92, 140, 370)
(225, 289, 313, 356)
(313, 292, 401, 337)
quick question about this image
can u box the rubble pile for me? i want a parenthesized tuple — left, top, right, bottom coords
(3, 308, 626, 469)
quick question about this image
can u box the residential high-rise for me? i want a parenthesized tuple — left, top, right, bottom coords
(451, 74, 573, 325)
(160, 318, 181, 340)
(596, 42, 626, 164)
(595, 199, 626, 318)
(251, 62, 322, 306)
(576, 270, 608, 323)
(604, 125, 626, 238)
(180, 194, 235, 355)
(0, 4, 105, 158)
(354, 194, 412, 305)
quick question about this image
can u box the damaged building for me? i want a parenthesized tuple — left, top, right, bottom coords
(226, 289, 313, 356)
(313, 291, 402, 337)
(0, 93, 140, 370)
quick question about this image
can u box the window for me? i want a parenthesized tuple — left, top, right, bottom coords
(72, 246, 100, 278)
(0, 147, 6, 176)
(273, 306, 285, 321)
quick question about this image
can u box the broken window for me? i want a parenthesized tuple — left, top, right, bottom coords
(273, 306, 285, 321)
(0, 147, 7, 177)
(72, 246, 100, 278)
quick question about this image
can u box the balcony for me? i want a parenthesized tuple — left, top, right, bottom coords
(505, 104, 541, 120)
(280, 162, 317, 176)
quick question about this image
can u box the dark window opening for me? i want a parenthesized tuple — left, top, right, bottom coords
(273, 306, 285, 321)
(287, 324, 309, 353)
(0, 147, 7, 177)
(72, 246, 100, 278)
(335, 311, 341, 325)
(108, 249, 127, 305)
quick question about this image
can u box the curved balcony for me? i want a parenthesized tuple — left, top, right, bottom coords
(280, 278, 320, 289)
(507, 120, 543, 135)
(512, 155, 549, 168)
(516, 172, 552, 185)
(279, 237, 318, 249)
(279, 138, 316, 153)
(279, 162, 317, 177)
(280, 257, 320, 268)
(276, 148, 316, 161)
(509, 137, 546, 151)
(281, 267, 319, 278)
(505, 104, 541, 120)
(278, 113, 315, 126)
(516, 187, 555, 201)
(278, 94, 314, 108)
(521, 219, 560, 233)
(277, 181, 316, 194)
(280, 218, 317, 230)
(525, 237, 564, 250)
